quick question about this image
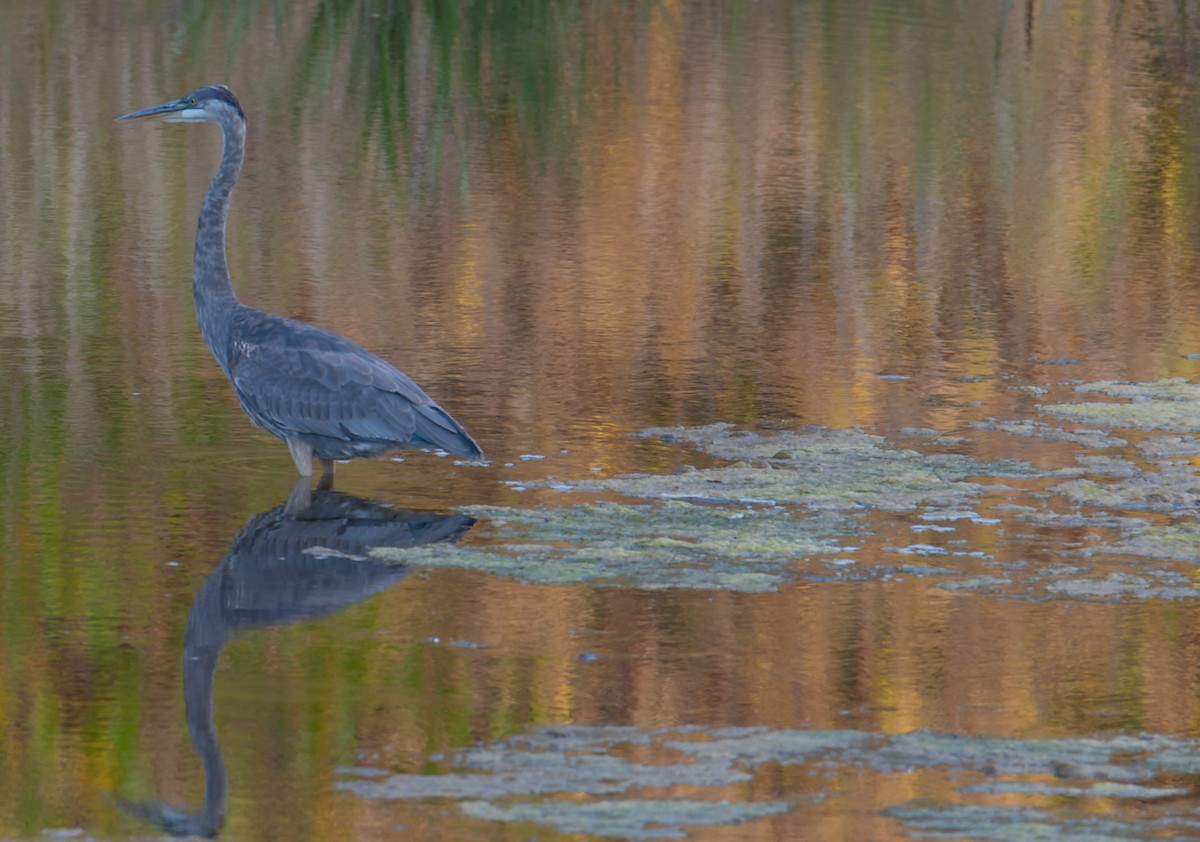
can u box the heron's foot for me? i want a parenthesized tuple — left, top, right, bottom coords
(317, 458, 336, 491)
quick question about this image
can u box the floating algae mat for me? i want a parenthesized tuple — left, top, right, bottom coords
(561, 424, 1056, 509)
(337, 724, 1200, 840)
(1040, 379, 1200, 432)
(459, 800, 791, 841)
(1032, 381, 1200, 513)
(884, 803, 1200, 842)
(1049, 464, 1200, 512)
(1099, 521, 1200, 561)
(973, 417, 1128, 449)
(373, 501, 851, 591)
(374, 425, 1067, 592)
(378, 418, 1200, 597)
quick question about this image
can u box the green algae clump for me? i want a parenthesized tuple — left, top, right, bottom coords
(459, 799, 792, 840)
(973, 418, 1127, 448)
(375, 424, 1083, 591)
(547, 425, 1051, 510)
(1100, 522, 1200, 562)
(1050, 465, 1200, 512)
(338, 724, 1200, 841)
(373, 500, 849, 591)
(1040, 379, 1200, 432)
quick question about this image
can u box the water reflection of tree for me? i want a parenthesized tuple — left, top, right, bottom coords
(119, 480, 474, 837)
(286, 0, 590, 178)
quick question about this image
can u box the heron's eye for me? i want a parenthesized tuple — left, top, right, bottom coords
(189, 97, 198, 106)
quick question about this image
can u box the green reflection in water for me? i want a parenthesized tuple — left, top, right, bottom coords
(290, 0, 593, 182)
(9, 1, 1200, 840)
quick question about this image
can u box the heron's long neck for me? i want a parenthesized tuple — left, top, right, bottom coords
(182, 580, 230, 836)
(194, 117, 246, 362)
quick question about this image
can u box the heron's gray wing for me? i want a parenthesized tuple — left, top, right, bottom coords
(224, 311, 481, 457)
(228, 341, 432, 444)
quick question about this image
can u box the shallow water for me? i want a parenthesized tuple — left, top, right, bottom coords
(6, 2, 1200, 840)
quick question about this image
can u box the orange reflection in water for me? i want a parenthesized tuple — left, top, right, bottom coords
(5, 0, 1200, 839)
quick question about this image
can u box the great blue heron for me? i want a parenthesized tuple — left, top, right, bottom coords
(117, 85, 483, 485)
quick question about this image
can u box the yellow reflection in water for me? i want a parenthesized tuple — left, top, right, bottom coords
(5, 0, 1200, 839)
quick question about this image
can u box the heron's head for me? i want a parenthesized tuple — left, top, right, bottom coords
(117, 85, 245, 125)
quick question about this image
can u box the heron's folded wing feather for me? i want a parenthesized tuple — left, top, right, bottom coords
(230, 345, 423, 442)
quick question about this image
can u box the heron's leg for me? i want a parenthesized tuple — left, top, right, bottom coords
(283, 475, 313, 515)
(317, 458, 336, 491)
(286, 437, 314, 477)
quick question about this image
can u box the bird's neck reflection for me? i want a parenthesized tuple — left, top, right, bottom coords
(121, 478, 475, 836)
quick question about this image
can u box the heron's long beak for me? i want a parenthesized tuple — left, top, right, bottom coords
(116, 98, 199, 123)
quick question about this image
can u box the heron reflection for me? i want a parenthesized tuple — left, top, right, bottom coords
(120, 478, 475, 837)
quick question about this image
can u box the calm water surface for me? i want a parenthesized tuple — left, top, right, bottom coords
(5, 1, 1200, 840)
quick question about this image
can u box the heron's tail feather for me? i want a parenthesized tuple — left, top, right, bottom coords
(412, 403, 484, 459)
